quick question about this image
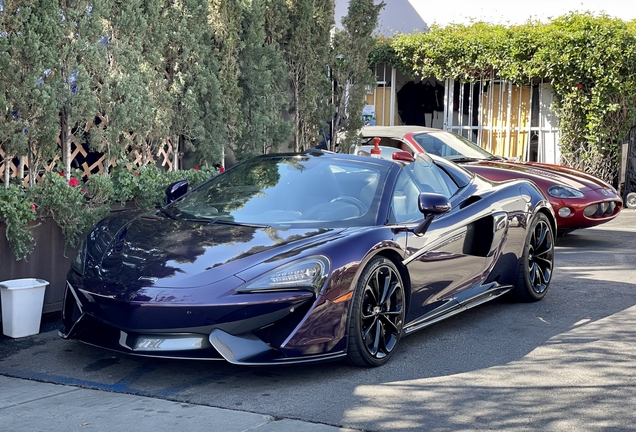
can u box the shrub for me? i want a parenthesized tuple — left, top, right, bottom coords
(28, 172, 111, 253)
(0, 166, 221, 261)
(0, 185, 38, 261)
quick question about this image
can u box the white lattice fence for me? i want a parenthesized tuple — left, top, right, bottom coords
(2, 123, 177, 186)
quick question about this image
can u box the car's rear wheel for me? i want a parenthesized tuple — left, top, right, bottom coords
(513, 213, 554, 302)
(347, 257, 405, 367)
(626, 192, 636, 209)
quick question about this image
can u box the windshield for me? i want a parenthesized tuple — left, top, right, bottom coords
(167, 155, 387, 228)
(412, 131, 500, 162)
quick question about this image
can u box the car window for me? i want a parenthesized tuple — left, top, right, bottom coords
(433, 163, 461, 197)
(430, 155, 473, 188)
(391, 158, 458, 223)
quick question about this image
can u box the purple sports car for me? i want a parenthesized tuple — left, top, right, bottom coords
(60, 149, 556, 367)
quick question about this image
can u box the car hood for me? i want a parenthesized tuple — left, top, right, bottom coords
(467, 159, 611, 191)
(90, 211, 344, 288)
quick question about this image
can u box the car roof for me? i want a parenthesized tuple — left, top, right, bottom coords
(360, 125, 441, 139)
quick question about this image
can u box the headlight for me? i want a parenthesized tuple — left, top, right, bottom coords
(547, 185, 585, 199)
(237, 256, 330, 294)
(71, 240, 87, 275)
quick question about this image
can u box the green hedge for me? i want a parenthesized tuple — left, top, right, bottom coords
(0, 166, 219, 262)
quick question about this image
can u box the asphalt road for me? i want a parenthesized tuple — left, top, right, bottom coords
(1, 210, 635, 432)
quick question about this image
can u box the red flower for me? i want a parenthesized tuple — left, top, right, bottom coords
(81, 188, 87, 194)
(194, 166, 199, 171)
(57, 171, 64, 177)
(69, 178, 79, 187)
(219, 167, 225, 173)
(577, 83, 583, 90)
(30, 204, 36, 211)
(134, 170, 139, 176)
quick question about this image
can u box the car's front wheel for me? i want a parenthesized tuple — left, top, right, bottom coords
(347, 257, 405, 367)
(513, 212, 555, 302)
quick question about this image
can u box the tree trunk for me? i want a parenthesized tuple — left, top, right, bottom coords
(172, 136, 179, 171)
(141, 138, 149, 167)
(31, 138, 44, 187)
(18, 156, 25, 186)
(3, 154, 11, 188)
(27, 145, 37, 187)
(62, 109, 72, 180)
(104, 145, 112, 178)
(294, 72, 300, 153)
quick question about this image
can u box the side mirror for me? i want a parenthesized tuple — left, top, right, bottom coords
(414, 192, 451, 235)
(392, 151, 415, 162)
(165, 180, 189, 204)
(418, 192, 452, 215)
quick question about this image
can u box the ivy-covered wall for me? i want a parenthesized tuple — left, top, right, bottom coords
(370, 13, 636, 185)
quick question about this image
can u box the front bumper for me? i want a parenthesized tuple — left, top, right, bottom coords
(60, 281, 346, 365)
(553, 197, 622, 229)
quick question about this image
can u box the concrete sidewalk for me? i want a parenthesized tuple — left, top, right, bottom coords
(0, 375, 357, 432)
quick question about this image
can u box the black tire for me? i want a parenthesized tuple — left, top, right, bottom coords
(347, 257, 406, 367)
(626, 192, 636, 209)
(513, 213, 555, 302)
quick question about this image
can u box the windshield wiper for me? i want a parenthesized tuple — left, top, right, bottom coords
(158, 208, 178, 220)
(158, 209, 269, 228)
(449, 157, 482, 163)
(182, 217, 217, 224)
(210, 219, 270, 229)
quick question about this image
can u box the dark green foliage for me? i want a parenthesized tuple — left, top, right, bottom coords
(29, 171, 111, 253)
(235, 0, 291, 161)
(1, 0, 378, 175)
(157, 0, 226, 170)
(0, 165, 219, 261)
(285, 0, 334, 151)
(0, 185, 37, 261)
(210, 0, 243, 155)
(52, 0, 111, 177)
(330, 0, 384, 151)
(88, 0, 157, 170)
(108, 163, 217, 209)
(0, 1, 60, 186)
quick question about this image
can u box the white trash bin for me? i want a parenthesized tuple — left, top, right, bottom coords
(0, 278, 49, 338)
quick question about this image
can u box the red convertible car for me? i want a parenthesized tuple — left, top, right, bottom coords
(358, 126, 622, 233)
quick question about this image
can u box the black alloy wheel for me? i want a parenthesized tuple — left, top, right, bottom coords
(514, 213, 555, 301)
(347, 257, 405, 367)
